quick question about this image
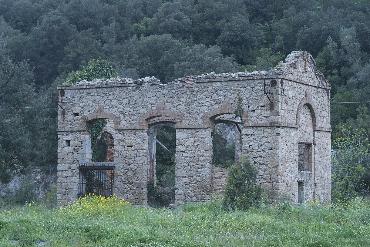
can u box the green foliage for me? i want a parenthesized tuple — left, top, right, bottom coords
(147, 181, 174, 208)
(86, 119, 107, 162)
(243, 48, 285, 71)
(120, 34, 238, 81)
(0, 177, 37, 206)
(0, 48, 55, 182)
(64, 59, 117, 86)
(1, 198, 370, 246)
(332, 124, 370, 202)
(223, 158, 263, 210)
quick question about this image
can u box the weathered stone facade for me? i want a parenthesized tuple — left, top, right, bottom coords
(57, 51, 331, 206)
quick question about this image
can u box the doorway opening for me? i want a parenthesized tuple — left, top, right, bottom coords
(147, 123, 176, 207)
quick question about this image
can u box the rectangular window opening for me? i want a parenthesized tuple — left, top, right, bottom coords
(298, 181, 304, 204)
(298, 142, 312, 172)
(65, 140, 71, 147)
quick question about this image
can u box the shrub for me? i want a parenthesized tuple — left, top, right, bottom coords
(332, 124, 370, 202)
(64, 59, 117, 86)
(0, 177, 37, 205)
(223, 157, 263, 210)
(60, 195, 129, 216)
(147, 181, 175, 208)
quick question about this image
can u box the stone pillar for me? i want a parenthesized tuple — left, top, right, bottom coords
(57, 132, 82, 206)
(114, 129, 149, 204)
(175, 128, 213, 204)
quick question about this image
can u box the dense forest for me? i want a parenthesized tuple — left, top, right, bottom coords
(0, 0, 370, 186)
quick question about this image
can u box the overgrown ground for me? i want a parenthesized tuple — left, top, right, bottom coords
(0, 196, 369, 247)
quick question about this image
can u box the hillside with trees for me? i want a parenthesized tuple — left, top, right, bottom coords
(0, 0, 369, 199)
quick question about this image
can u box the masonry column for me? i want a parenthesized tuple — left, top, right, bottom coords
(57, 131, 88, 206)
(114, 129, 149, 204)
(175, 128, 213, 204)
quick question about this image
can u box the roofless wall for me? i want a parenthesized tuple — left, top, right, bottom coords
(57, 51, 331, 205)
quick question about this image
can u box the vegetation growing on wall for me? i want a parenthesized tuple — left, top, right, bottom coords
(64, 59, 117, 86)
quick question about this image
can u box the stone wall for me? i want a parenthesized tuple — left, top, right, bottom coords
(0, 168, 56, 203)
(212, 167, 229, 196)
(57, 51, 331, 206)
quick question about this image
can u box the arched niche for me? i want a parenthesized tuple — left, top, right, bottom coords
(296, 98, 317, 204)
(297, 104, 315, 172)
(296, 94, 317, 131)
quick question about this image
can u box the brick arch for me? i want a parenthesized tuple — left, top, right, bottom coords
(81, 105, 121, 129)
(141, 104, 183, 128)
(203, 102, 247, 128)
(296, 93, 317, 131)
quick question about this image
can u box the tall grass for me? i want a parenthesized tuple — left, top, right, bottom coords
(0, 196, 369, 246)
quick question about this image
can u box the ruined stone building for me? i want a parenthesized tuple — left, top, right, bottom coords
(57, 51, 331, 206)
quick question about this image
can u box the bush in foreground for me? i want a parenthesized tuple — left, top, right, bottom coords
(223, 158, 263, 210)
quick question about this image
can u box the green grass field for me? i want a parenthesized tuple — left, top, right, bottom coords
(0, 196, 369, 247)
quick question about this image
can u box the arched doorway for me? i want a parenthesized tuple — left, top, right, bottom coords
(211, 113, 242, 194)
(147, 122, 176, 207)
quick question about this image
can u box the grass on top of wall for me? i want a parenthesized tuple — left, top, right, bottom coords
(0, 196, 369, 247)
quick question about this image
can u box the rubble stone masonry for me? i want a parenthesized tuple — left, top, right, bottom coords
(57, 51, 331, 206)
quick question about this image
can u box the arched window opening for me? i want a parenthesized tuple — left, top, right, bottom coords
(86, 119, 114, 162)
(147, 123, 176, 207)
(212, 114, 242, 168)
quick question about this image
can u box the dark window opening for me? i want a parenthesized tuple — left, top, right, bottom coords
(212, 122, 240, 168)
(87, 119, 114, 162)
(298, 181, 304, 204)
(61, 109, 66, 121)
(73, 112, 80, 117)
(147, 123, 176, 207)
(298, 142, 312, 172)
(270, 79, 277, 87)
(65, 140, 71, 147)
(59, 89, 65, 98)
(78, 165, 114, 197)
(94, 131, 114, 162)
